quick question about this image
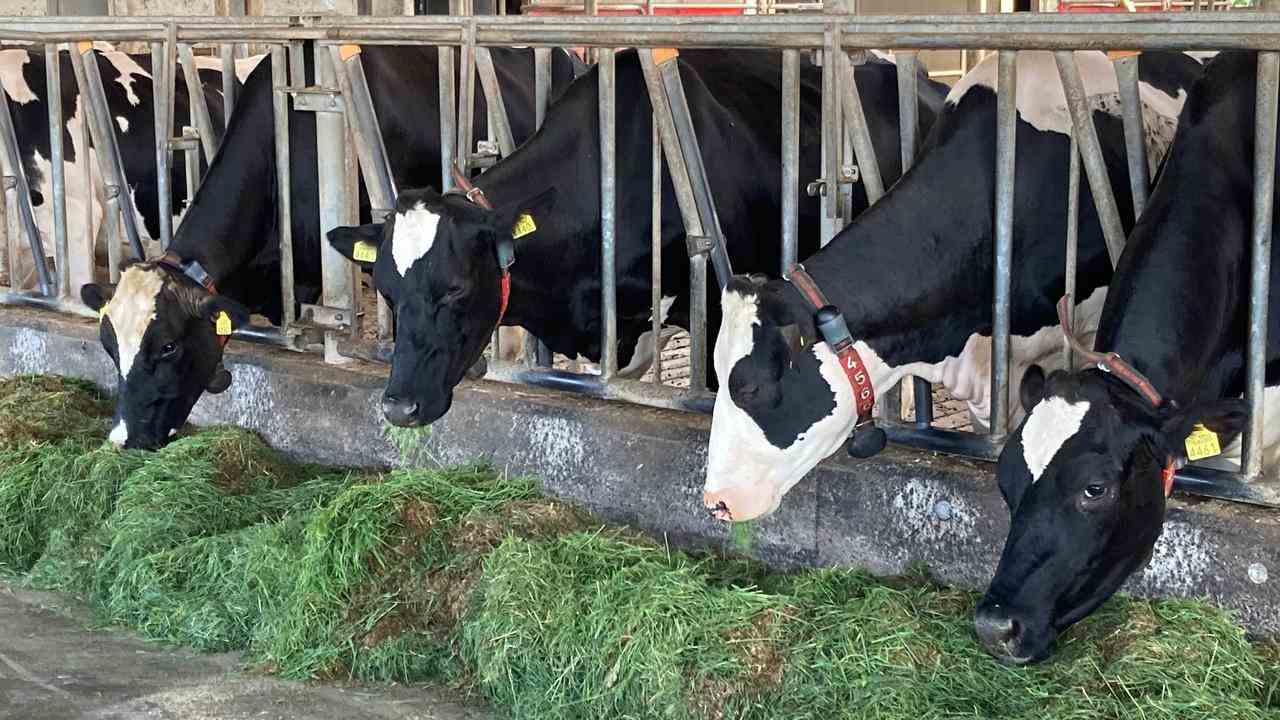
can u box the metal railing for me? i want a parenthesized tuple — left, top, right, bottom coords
(0, 9, 1276, 505)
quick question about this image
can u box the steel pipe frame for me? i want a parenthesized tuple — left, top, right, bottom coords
(330, 46, 399, 211)
(1244, 49, 1279, 479)
(1063, 128, 1081, 371)
(151, 42, 174, 251)
(473, 47, 517, 157)
(781, 48, 800, 272)
(1114, 54, 1150, 219)
(45, 45, 69, 299)
(176, 43, 219, 163)
(315, 46, 355, 365)
(0, 48, 51, 296)
(840, 50, 884, 207)
(527, 47, 554, 368)
(270, 45, 296, 333)
(990, 50, 1017, 441)
(599, 48, 619, 381)
(895, 50, 934, 428)
(220, 43, 237, 126)
(68, 43, 146, 262)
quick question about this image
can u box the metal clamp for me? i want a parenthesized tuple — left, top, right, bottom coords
(287, 87, 345, 114)
(298, 303, 352, 330)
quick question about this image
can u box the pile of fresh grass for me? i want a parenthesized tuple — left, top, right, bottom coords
(0, 374, 1276, 720)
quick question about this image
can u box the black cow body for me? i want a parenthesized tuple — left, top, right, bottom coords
(2, 46, 230, 276)
(330, 48, 950, 426)
(79, 44, 579, 449)
(701, 51, 1202, 523)
(978, 51, 1272, 665)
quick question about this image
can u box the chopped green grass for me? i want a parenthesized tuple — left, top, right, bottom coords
(0, 374, 1276, 720)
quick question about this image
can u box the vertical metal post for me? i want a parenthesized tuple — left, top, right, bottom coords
(1114, 54, 1150, 219)
(1063, 129, 1081, 371)
(46, 44, 69, 297)
(457, 21, 477, 172)
(220, 42, 236, 125)
(0, 61, 50, 294)
(181, 129, 200, 203)
(781, 48, 800, 272)
(316, 46, 352, 365)
(599, 48, 618, 381)
(176, 43, 218, 161)
(270, 46, 296, 332)
(819, 25, 841, 245)
(651, 118, 663, 384)
(1244, 49, 1279, 480)
(990, 50, 1018, 439)
(3, 176, 17, 288)
(438, 45, 456, 192)
(330, 45, 398, 210)
(534, 47, 551, 130)
(473, 47, 516, 157)
(897, 49, 932, 426)
(840, 51, 885, 207)
(151, 41, 173, 250)
(1055, 51, 1127, 267)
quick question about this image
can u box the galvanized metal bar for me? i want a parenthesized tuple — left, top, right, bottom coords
(1064, 128, 1081, 371)
(534, 47, 551, 129)
(457, 21, 477, 172)
(651, 114, 663, 384)
(0, 64, 50, 295)
(315, 46, 353, 365)
(288, 41, 306, 87)
(819, 24, 840, 243)
(1244, 49, 1279, 480)
(45, 44, 68, 297)
(1055, 50, 1127, 266)
(894, 49, 932, 426)
(481, 360, 716, 415)
(69, 42, 144, 261)
(599, 47, 618, 381)
(1115, 54, 1150, 219)
(840, 50, 884, 206)
(271, 45, 296, 332)
(637, 51, 705, 246)
(3, 177, 18, 290)
(438, 45, 456, 191)
(181, 129, 200, 206)
(781, 47, 799, 272)
(329, 45, 398, 209)
(990, 49, 1017, 440)
(176, 43, 218, 161)
(659, 58, 733, 289)
(473, 46, 516, 157)
(220, 42, 236, 125)
(151, 41, 173, 250)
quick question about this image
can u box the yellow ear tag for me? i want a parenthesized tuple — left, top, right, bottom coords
(214, 311, 233, 337)
(1185, 424, 1222, 462)
(512, 213, 537, 239)
(352, 240, 378, 263)
(97, 306, 106, 321)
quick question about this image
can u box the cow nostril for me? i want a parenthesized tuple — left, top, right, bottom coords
(975, 605, 1020, 646)
(381, 397, 420, 426)
(708, 501, 733, 522)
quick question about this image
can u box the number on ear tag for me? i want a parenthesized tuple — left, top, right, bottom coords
(1185, 424, 1222, 462)
(353, 241, 378, 263)
(512, 213, 537, 239)
(215, 311, 233, 337)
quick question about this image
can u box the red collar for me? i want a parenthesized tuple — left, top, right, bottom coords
(156, 251, 230, 350)
(786, 265, 876, 425)
(449, 167, 514, 328)
(1057, 296, 1174, 497)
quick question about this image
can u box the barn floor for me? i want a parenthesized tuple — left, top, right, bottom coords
(0, 584, 487, 720)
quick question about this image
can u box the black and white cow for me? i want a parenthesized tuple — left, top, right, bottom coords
(1, 45, 235, 286)
(78, 45, 579, 449)
(327, 49, 949, 427)
(975, 51, 1272, 665)
(700, 51, 1202, 523)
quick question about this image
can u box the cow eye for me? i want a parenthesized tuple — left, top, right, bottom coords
(159, 342, 179, 359)
(1083, 484, 1106, 500)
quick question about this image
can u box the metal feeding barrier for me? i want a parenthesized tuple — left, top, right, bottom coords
(0, 9, 1277, 504)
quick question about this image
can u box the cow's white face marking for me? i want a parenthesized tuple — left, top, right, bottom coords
(704, 289, 856, 521)
(99, 50, 150, 107)
(108, 418, 128, 447)
(392, 202, 441, 278)
(0, 49, 37, 105)
(1022, 397, 1092, 482)
(104, 266, 164, 378)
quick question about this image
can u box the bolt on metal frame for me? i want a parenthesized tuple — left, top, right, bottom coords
(0, 11, 1277, 503)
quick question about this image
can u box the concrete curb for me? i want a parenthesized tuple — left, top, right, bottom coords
(2, 308, 1278, 636)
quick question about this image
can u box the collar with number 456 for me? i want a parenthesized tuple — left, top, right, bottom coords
(785, 264, 876, 426)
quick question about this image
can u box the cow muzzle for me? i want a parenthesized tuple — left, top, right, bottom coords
(381, 395, 422, 427)
(973, 600, 1045, 665)
(702, 485, 776, 523)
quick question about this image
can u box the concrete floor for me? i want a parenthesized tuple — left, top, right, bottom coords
(0, 583, 488, 720)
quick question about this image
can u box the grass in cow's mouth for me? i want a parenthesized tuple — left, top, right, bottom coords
(0, 374, 1276, 719)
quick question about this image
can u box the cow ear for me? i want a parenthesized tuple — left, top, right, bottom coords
(1158, 398, 1249, 466)
(496, 186, 557, 235)
(196, 294, 251, 331)
(328, 223, 383, 270)
(81, 282, 115, 311)
(1019, 364, 1047, 411)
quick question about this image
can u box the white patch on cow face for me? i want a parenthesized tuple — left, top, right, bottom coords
(115, 115, 129, 133)
(108, 418, 128, 447)
(0, 49, 36, 105)
(391, 202, 441, 278)
(103, 266, 165, 378)
(704, 289, 857, 522)
(99, 50, 150, 107)
(1022, 397, 1092, 482)
(869, 49, 896, 65)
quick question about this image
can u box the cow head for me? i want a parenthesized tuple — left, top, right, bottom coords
(703, 276, 862, 522)
(80, 263, 250, 450)
(976, 365, 1246, 664)
(328, 187, 550, 427)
